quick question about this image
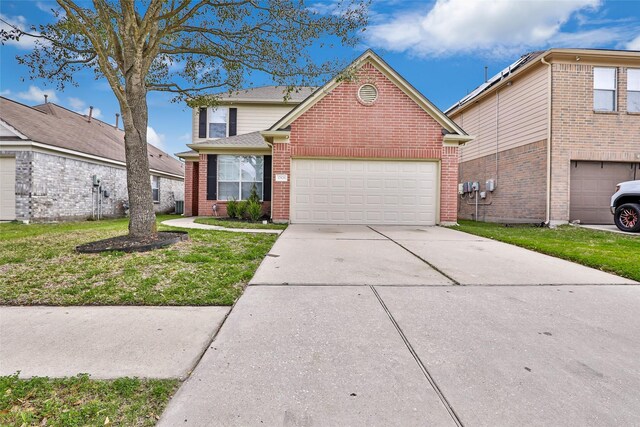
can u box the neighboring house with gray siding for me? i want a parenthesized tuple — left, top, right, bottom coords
(0, 97, 184, 222)
(447, 48, 640, 226)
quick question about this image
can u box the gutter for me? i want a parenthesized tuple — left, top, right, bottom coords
(540, 55, 552, 225)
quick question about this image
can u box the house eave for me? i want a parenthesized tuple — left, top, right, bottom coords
(443, 134, 475, 145)
(0, 139, 184, 180)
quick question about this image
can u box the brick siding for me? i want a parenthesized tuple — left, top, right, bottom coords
(458, 140, 547, 222)
(272, 61, 458, 223)
(5, 150, 183, 222)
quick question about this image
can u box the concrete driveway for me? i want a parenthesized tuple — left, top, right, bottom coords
(160, 225, 640, 426)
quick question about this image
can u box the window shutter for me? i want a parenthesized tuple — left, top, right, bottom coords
(263, 155, 272, 201)
(207, 154, 217, 200)
(229, 108, 237, 136)
(198, 107, 207, 138)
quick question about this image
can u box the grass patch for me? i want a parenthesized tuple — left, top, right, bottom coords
(194, 217, 287, 230)
(453, 220, 640, 281)
(0, 215, 278, 305)
(0, 374, 178, 426)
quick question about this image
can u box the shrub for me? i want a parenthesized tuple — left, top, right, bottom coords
(236, 201, 248, 219)
(247, 183, 261, 205)
(247, 200, 262, 222)
(226, 198, 238, 218)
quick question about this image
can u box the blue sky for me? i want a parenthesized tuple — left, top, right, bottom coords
(1, 0, 639, 157)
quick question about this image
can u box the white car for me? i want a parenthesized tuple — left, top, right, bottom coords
(610, 180, 640, 232)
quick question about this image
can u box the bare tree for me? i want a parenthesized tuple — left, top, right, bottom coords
(2, 0, 367, 238)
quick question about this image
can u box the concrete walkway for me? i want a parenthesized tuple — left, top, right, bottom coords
(162, 217, 283, 234)
(160, 225, 640, 426)
(0, 306, 229, 379)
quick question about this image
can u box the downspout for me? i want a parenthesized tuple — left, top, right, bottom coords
(540, 56, 552, 225)
(495, 88, 500, 188)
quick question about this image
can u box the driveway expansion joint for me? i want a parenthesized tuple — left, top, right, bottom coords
(368, 226, 462, 286)
(370, 285, 464, 427)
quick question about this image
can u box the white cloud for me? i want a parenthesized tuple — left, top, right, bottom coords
(627, 34, 640, 50)
(67, 97, 102, 119)
(17, 85, 58, 103)
(178, 132, 191, 142)
(0, 13, 38, 49)
(367, 0, 606, 57)
(36, 1, 57, 15)
(147, 126, 166, 149)
(0, 89, 11, 97)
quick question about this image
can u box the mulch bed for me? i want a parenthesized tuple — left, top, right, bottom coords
(76, 231, 189, 254)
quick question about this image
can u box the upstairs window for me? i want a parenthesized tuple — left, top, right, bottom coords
(208, 107, 228, 138)
(593, 67, 617, 111)
(151, 175, 160, 202)
(628, 69, 640, 113)
(217, 155, 264, 201)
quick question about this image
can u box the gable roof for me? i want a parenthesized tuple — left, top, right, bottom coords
(445, 51, 544, 114)
(0, 97, 184, 177)
(215, 86, 317, 104)
(268, 50, 469, 139)
(446, 48, 640, 116)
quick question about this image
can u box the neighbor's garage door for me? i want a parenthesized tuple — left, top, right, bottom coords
(290, 159, 437, 225)
(0, 156, 16, 221)
(570, 161, 638, 224)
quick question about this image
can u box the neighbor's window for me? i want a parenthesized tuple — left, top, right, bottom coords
(593, 67, 617, 111)
(628, 69, 640, 113)
(217, 155, 264, 201)
(208, 107, 228, 138)
(151, 175, 160, 202)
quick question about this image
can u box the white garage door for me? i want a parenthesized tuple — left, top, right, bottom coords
(0, 157, 16, 221)
(291, 159, 437, 225)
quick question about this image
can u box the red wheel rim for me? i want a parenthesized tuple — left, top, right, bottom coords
(619, 208, 638, 229)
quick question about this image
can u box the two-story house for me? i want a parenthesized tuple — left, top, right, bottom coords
(447, 48, 640, 225)
(177, 50, 471, 225)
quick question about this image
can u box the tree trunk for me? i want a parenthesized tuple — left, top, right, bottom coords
(122, 85, 157, 238)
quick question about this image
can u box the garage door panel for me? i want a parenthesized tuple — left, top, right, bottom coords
(291, 159, 437, 225)
(570, 161, 638, 224)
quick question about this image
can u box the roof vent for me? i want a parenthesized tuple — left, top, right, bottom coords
(358, 84, 378, 104)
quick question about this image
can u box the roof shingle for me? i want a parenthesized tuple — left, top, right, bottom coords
(214, 86, 316, 103)
(0, 97, 184, 177)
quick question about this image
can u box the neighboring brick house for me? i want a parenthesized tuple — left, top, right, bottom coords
(0, 97, 184, 222)
(447, 48, 640, 225)
(178, 50, 471, 225)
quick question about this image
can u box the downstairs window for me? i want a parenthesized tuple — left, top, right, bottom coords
(217, 155, 264, 201)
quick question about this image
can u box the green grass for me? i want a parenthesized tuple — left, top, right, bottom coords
(194, 217, 287, 230)
(0, 215, 278, 305)
(453, 220, 640, 281)
(0, 374, 178, 427)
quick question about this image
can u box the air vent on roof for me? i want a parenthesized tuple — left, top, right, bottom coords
(358, 84, 378, 104)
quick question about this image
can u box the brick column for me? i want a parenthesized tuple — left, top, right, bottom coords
(271, 139, 291, 222)
(197, 154, 209, 216)
(184, 161, 194, 216)
(440, 145, 460, 225)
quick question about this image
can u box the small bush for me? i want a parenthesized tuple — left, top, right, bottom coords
(247, 184, 261, 205)
(247, 200, 262, 222)
(236, 201, 248, 219)
(226, 198, 238, 218)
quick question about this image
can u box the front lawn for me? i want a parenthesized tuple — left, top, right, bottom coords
(453, 220, 640, 282)
(0, 374, 177, 427)
(194, 217, 287, 230)
(0, 215, 278, 305)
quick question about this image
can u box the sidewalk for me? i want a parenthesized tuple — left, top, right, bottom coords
(0, 306, 229, 379)
(162, 217, 282, 234)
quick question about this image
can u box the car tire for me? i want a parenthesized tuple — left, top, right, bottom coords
(614, 203, 640, 232)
